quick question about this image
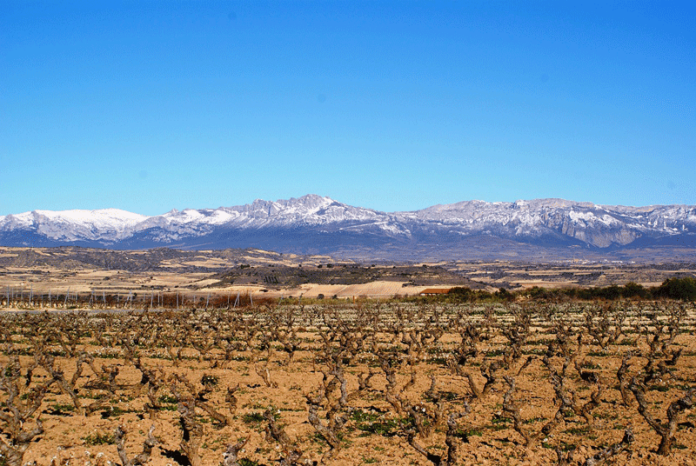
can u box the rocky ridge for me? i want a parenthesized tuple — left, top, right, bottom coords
(2, 195, 695, 260)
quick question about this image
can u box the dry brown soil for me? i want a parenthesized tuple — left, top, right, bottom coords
(0, 303, 695, 465)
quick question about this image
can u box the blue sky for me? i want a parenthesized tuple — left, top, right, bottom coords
(1, 1, 694, 216)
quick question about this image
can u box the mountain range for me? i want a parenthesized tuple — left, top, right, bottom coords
(2, 195, 696, 261)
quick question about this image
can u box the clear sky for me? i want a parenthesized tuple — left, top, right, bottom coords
(1, 1, 694, 216)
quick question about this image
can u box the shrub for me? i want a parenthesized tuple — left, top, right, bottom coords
(655, 278, 696, 301)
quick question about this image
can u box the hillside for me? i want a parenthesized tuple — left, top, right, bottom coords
(2, 195, 696, 261)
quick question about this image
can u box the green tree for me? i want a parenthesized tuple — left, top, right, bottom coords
(656, 277, 696, 301)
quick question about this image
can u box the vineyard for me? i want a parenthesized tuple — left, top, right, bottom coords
(1, 301, 695, 465)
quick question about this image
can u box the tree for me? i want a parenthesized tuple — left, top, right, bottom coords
(656, 278, 696, 301)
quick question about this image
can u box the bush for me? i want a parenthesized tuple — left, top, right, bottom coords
(495, 287, 514, 301)
(623, 282, 647, 298)
(655, 277, 696, 301)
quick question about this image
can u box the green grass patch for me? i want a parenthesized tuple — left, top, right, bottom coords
(488, 416, 511, 431)
(48, 403, 75, 415)
(84, 432, 115, 445)
(159, 394, 178, 404)
(564, 426, 590, 435)
(100, 406, 135, 419)
(242, 412, 265, 425)
(351, 409, 407, 436)
(239, 459, 261, 466)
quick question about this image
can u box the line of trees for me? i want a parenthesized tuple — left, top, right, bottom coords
(442, 277, 696, 303)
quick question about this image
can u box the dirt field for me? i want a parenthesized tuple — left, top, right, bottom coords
(3, 247, 694, 304)
(450, 261, 696, 291)
(1, 301, 695, 465)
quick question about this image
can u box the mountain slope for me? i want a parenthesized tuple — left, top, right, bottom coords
(2, 195, 695, 260)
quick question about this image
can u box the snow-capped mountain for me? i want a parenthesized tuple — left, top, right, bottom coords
(2, 195, 695, 260)
(398, 199, 696, 248)
(0, 209, 147, 244)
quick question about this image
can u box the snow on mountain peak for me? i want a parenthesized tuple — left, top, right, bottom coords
(0, 208, 148, 242)
(35, 208, 146, 225)
(1, 196, 695, 251)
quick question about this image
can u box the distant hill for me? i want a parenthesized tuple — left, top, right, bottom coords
(2, 195, 696, 261)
